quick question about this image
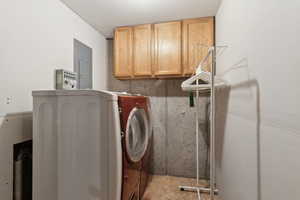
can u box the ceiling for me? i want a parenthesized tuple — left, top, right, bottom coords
(61, 0, 221, 38)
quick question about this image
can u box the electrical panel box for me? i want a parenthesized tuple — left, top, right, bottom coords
(55, 69, 77, 90)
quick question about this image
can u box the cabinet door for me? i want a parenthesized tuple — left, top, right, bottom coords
(114, 27, 133, 78)
(133, 24, 152, 77)
(153, 21, 182, 76)
(183, 17, 214, 75)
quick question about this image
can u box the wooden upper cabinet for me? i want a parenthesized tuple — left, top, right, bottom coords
(153, 21, 182, 76)
(182, 17, 214, 75)
(113, 17, 214, 79)
(133, 24, 152, 77)
(114, 27, 133, 78)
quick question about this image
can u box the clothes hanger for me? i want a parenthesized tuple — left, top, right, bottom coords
(181, 47, 226, 92)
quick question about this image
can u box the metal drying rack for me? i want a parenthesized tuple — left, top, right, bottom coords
(180, 45, 227, 200)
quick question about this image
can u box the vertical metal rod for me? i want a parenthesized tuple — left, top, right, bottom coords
(196, 79, 200, 185)
(197, 188, 202, 200)
(179, 46, 227, 200)
(195, 43, 201, 186)
(78, 60, 81, 89)
(210, 47, 216, 200)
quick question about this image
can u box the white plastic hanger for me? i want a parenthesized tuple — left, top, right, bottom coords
(181, 47, 225, 91)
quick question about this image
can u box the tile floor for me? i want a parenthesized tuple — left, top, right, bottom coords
(143, 175, 218, 200)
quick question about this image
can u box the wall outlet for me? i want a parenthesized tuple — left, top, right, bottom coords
(6, 97, 12, 105)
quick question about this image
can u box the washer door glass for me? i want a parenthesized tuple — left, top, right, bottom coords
(125, 108, 149, 163)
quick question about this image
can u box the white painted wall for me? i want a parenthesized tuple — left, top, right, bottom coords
(0, 0, 108, 198)
(0, 113, 32, 199)
(0, 0, 108, 116)
(215, 0, 300, 200)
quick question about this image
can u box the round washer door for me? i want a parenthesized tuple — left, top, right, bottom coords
(125, 107, 150, 163)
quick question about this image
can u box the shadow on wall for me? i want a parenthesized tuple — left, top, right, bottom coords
(215, 58, 261, 200)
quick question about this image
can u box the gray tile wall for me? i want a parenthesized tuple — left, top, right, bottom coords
(106, 40, 210, 178)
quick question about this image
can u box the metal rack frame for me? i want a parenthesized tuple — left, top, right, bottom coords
(180, 46, 227, 200)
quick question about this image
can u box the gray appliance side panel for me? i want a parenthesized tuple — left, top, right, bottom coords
(56, 95, 108, 200)
(108, 99, 122, 200)
(33, 92, 118, 200)
(33, 96, 58, 200)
